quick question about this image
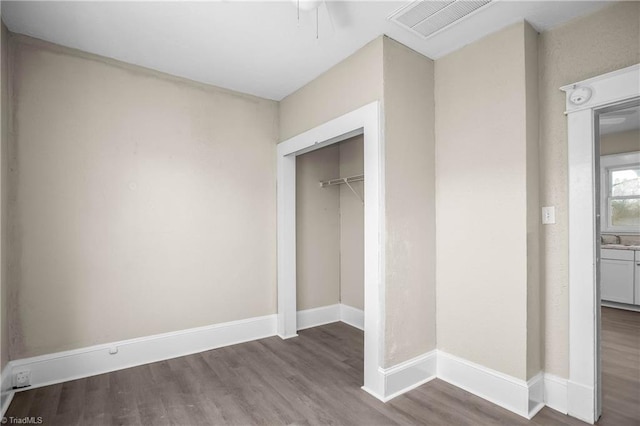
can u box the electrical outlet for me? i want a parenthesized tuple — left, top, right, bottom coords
(14, 370, 31, 388)
(542, 206, 556, 225)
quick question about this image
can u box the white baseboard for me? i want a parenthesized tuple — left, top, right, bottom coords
(339, 304, 364, 330)
(4, 304, 363, 405)
(437, 350, 543, 419)
(296, 304, 364, 331)
(379, 350, 437, 401)
(567, 380, 596, 424)
(6, 314, 277, 393)
(1, 366, 14, 417)
(528, 372, 545, 418)
(0, 306, 580, 424)
(296, 304, 341, 330)
(544, 373, 568, 414)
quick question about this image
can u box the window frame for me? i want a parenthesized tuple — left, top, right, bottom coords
(600, 151, 640, 233)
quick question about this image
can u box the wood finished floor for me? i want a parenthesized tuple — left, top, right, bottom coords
(599, 307, 640, 426)
(5, 308, 639, 425)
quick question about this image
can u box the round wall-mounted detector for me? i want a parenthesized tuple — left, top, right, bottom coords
(569, 86, 593, 105)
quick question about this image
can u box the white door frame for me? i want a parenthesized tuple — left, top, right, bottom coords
(276, 101, 386, 399)
(562, 64, 640, 424)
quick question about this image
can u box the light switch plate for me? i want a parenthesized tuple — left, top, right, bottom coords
(542, 206, 556, 224)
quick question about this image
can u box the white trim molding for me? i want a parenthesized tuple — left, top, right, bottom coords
(544, 373, 568, 415)
(1, 366, 14, 418)
(296, 304, 364, 331)
(297, 304, 342, 330)
(2, 305, 366, 411)
(0, 310, 577, 423)
(567, 380, 596, 424)
(339, 304, 364, 330)
(561, 64, 640, 114)
(369, 349, 547, 418)
(277, 101, 385, 400)
(377, 351, 437, 402)
(529, 373, 545, 418)
(298, 304, 390, 401)
(437, 351, 544, 419)
(562, 63, 640, 424)
(4, 314, 276, 394)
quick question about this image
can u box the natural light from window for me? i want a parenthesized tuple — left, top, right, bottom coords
(610, 167, 640, 227)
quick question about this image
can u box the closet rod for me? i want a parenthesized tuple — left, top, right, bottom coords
(319, 174, 364, 205)
(318, 174, 364, 188)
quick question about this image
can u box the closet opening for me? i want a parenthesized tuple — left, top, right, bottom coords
(276, 102, 385, 399)
(296, 136, 364, 319)
(295, 135, 365, 383)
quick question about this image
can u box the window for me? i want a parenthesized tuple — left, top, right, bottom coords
(601, 152, 640, 233)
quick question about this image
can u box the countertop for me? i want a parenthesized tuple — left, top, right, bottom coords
(602, 244, 640, 251)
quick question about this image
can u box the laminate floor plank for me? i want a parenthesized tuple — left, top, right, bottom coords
(107, 369, 144, 426)
(82, 385, 112, 426)
(5, 307, 639, 425)
(599, 307, 640, 426)
(251, 342, 349, 425)
(25, 384, 63, 424)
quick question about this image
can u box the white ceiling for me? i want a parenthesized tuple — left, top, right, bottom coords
(601, 105, 640, 135)
(2, 0, 611, 100)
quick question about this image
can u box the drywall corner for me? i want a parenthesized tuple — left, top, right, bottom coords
(435, 22, 530, 380)
(524, 21, 542, 379)
(0, 21, 9, 373)
(382, 36, 436, 367)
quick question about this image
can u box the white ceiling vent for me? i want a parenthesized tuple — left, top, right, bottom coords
(388, 0, 494, 39)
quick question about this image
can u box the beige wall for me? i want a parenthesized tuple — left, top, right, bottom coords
(296, 135, 365, 312)
(279, 37, 383, 141)
(280, 37, 382, 310)
(296, 145, 341, 310)
(281, 36, 436, 367)
(382, 37, 436, 367)
(0, 22, 8, 371)
(5, 1, 633, 379)
(8, 35, 279, 358)
(600, 129, 640, 156)
(539, 1, 640, 377)
(339, 136, 364, 310)
(435, 22, 538, 380)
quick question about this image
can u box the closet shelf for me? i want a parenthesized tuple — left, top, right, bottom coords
(319, 174, 364, 204)
(318, 174, 364, 188)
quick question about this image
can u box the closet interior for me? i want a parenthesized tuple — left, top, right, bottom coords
(295, 134, 365, 327)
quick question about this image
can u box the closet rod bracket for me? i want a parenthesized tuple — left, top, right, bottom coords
(319, 174, 364, 205)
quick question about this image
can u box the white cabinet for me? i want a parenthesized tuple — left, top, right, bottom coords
(601, 249, 635, 304)
(601, 259, 635, 303)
